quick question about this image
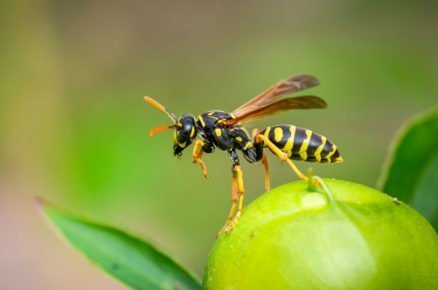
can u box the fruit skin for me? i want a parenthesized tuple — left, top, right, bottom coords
(203, 179, 438, 290)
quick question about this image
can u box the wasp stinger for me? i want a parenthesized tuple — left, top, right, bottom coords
(144, 75, 343, 236)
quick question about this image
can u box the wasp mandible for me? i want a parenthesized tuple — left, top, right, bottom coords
(144, 75, 343, 235)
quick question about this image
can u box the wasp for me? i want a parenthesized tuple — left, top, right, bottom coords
(144, 75, 343, 235)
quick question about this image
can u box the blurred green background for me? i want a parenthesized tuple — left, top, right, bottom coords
(1, 0, 437, 289)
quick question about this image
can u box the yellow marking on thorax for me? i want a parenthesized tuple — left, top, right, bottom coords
(215, 128, 222, 137)
(299, 129, 312, 160)
(325, 145, 338, 163)
(283, 126, 296, 157)
(190, 126, 195, 137)
(314, 136, 327, 162)
(236, 136, 243, 142)
(198, 116, 205, 127)
(274, 127, 283, 143)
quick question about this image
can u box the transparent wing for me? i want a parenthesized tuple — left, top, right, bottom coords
(232, 75, 319, 117)
(225, 95, 326, 126)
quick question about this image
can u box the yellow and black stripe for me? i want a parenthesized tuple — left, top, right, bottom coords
(260, 125, 343, 163)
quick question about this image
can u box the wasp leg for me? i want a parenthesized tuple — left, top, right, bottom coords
(251, 128, 260, 139)
(216, 172, 239, 237)
(262, 152, 271, 191)
(256, 134, 307, 180)
(251, 128, 270, 190)
(224, 164, 245, 234)
(192, 139, 208, 178)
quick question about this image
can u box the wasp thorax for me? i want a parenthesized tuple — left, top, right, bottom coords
(173, 114, 197, 156)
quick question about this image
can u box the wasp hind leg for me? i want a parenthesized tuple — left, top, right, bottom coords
(262, 153, 271, 191)
(192, 139, 208, 178)
(256, 134, 308, 180)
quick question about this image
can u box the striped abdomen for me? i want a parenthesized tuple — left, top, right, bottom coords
(259, 125, 343, 163)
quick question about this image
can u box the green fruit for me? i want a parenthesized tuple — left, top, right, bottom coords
(203, 179, 438, 290)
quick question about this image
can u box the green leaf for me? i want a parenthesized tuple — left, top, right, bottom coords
(378, 108, 438, 230)
(37, 198, 201, 290)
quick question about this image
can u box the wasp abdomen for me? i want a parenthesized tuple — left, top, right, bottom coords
(260, 125, 343, 163)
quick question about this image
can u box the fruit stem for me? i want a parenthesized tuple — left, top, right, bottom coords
(312, 176, 336, 203)
(305, 170, 338, 207)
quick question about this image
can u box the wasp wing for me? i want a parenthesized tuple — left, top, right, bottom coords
(232, 75, 319, 117)
(225, 95, 327, 126)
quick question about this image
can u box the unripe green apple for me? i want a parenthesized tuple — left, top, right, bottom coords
(203, 179, 438, 290)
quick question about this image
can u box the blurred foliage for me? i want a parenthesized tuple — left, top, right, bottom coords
(1, 0, 437, 278)
(379, 109, 438, 230)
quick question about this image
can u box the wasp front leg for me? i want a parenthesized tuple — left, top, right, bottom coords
(192, 139, 209, 178)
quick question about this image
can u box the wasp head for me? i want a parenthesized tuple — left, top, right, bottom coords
(145, 97, 197, 157)
(173, 114, 197, 157)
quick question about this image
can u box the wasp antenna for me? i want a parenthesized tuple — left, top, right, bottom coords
(144, 96, 178, 124)
(149, 125, 174, 137)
